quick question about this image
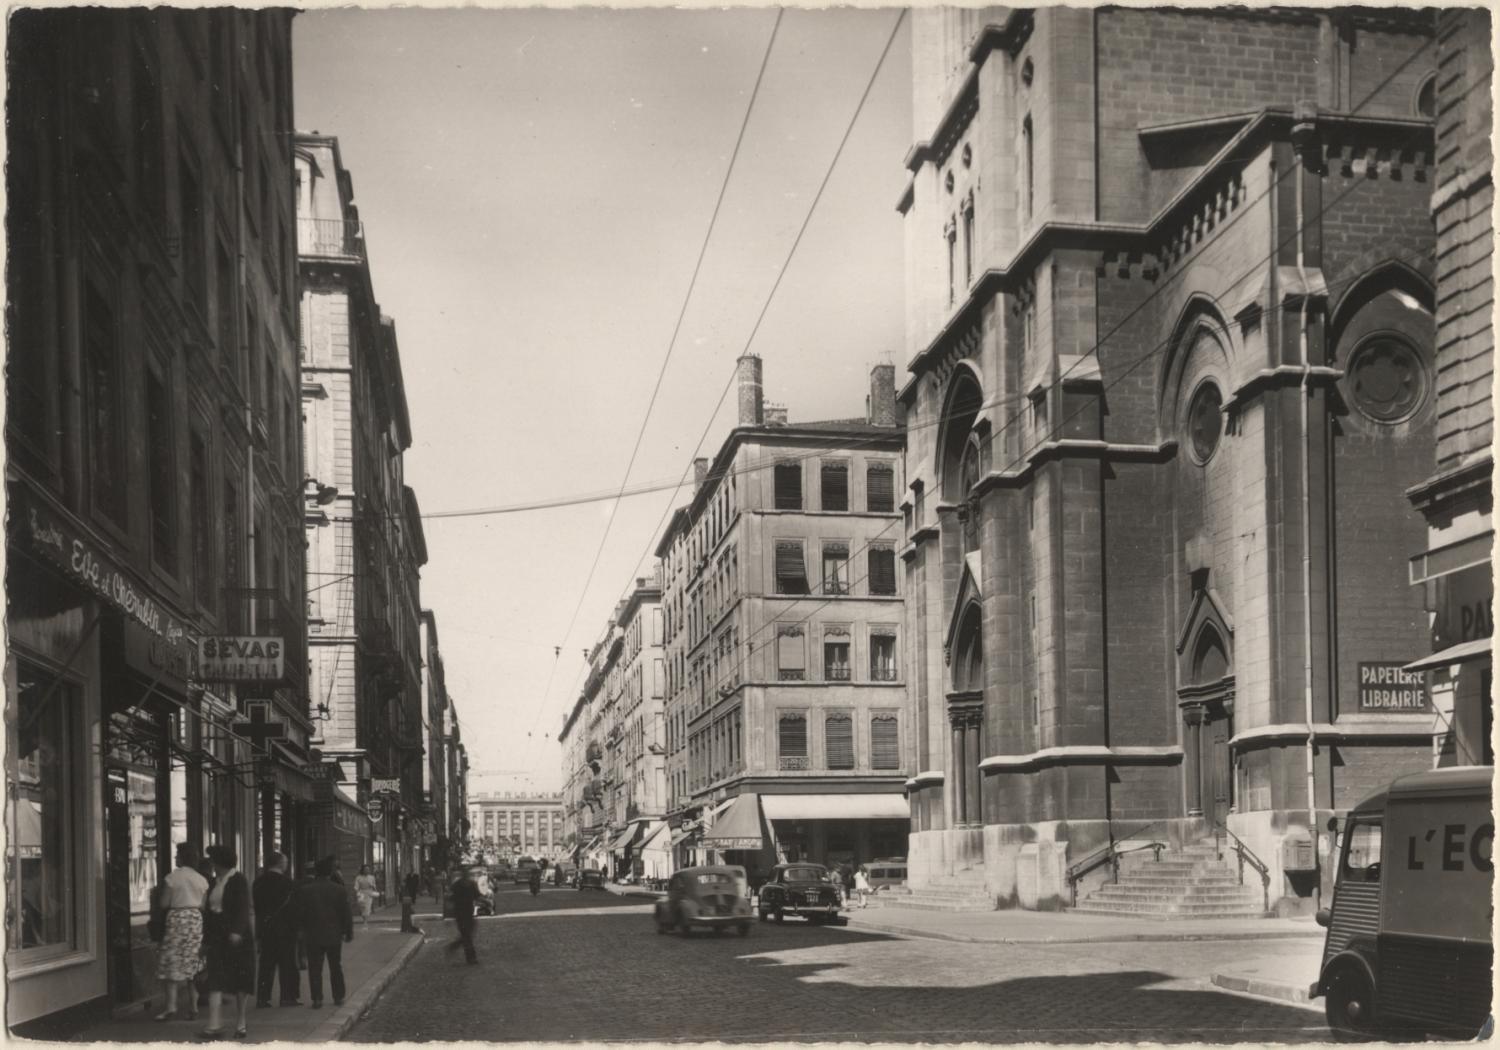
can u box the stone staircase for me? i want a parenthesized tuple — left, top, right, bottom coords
(1072, 842, 1270, 918)
(870, 866, 995, 912)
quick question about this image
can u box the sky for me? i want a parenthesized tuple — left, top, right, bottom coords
(293, 6, 913, 795)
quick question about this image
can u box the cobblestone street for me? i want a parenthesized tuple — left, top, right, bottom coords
(350, 887, 1329, 1043)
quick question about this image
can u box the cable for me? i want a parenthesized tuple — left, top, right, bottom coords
(531, 8, 786, 733)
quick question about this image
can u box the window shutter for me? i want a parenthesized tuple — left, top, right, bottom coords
(774, 461, 802, 509)
(825, 712, 854, 770)
(867, 463, 895, 512)
(775, 542, 808, 594)
(778, 714, 807, 765)
(868, 547, 897, 596)
(871, 715, 899, 769)
(821, 461, 848, 511)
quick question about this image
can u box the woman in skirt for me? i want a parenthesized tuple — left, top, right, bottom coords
(200, 844, 255, 1040)
(155, 843, 210, 1020)
(353, 864, 378, 924)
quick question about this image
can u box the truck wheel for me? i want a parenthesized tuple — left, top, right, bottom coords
(1325, 967, 1378, 1041)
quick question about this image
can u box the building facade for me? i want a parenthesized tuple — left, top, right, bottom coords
(298, 133, 429, 902)
(899, 6, 1442, 912)
(558, 691, 593, 865)
(5, 8, 305, 1030)
(467, 793, 566, 864)
(1403, 8, 1493, 768)
(660, 355, 909, 882)
(419, 609, 466, 872)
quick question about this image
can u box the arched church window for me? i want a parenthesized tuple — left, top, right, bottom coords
(1192, 625, 1229, 685)
(954, 609, 983, 693)
(1346, 335, 1427, 425)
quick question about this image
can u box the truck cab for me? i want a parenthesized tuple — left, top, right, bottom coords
(1315, 766, 1493, 1039)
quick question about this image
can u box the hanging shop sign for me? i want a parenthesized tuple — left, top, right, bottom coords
(370, 777, 401, 795)
(367, 798, 386, 823)
(198, 636, 285, 683)
(1357, 662, 1429, 713)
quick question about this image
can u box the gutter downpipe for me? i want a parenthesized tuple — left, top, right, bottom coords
(1292, 103, 1319, 908)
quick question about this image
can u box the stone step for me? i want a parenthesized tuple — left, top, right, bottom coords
(1073, 902, 1270, 919)
(877, 894, 996, 912)
(1087, 886, 1263, 903)
(909, 883, 998, 898)
(1074, 896, 1269, 915)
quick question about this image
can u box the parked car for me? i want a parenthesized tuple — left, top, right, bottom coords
(757, 863, 844, 924)
(655, 866, 752, 937)
(866, 858, 908, 893)
(513, 860, 540, 884)
(577, 868, 606, 891)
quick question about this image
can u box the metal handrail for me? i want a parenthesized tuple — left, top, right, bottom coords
(1213, 819, 1272, 912)
(1064, 821, 1169, 906)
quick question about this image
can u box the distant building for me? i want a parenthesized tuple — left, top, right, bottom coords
(298, 133, 428, 901)
(1404, 8, 1493, 767)
(898, 6, 1441, 911)
(659, 355, 909, 881)
(419, 610, 466, 870)
(468, 793, 565, 863)
(5, 8, 302, 1030)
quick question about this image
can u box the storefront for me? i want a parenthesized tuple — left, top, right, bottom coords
(1406, 557, 1494, 767)
(759, 794, 909, 869)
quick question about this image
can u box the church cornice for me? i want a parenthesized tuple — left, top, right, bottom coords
(980, 745, 1184, 774)
(968, 439, 1178, 497)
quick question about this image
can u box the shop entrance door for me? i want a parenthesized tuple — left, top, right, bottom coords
(104, 706, 168, 1009)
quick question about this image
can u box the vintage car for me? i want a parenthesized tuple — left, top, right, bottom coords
(757, 863, 844, 924)
(654, 865, 752, 936)
(865, 858, 908, 893)
(513, 860, 540, 884)
(576, 867, 606, 891)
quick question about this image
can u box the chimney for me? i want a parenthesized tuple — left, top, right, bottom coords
(763, 403, 788, 427)
(868, 362, 897, 427)
(693, 457, 710, 492)
(736, 354, 763, 426)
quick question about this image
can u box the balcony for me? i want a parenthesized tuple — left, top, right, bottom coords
(826, 666, 851, 682)
(298, 217, 366, 262)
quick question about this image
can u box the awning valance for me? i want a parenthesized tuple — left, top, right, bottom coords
(1403, 637, 1493, 673)
(760, 793, 910, 821)
(609, 821, 649, 852)
(639, 821, 670, 851)
(702, 793, 763, 850)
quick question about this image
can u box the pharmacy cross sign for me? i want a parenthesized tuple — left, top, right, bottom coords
(233, 701, 287, 755)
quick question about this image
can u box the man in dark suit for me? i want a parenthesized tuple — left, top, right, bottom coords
(292, 856, 353, 1007)
(447, 867, 480, 964)
(252, 851, 300, 1007)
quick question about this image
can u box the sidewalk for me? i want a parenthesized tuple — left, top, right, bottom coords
(67, 902, 426, 1043)
(1208, 937, 1325, 1006)
(844, 904, 1325, 944)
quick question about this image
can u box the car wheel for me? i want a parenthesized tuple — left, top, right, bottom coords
(737, 922, 750, 937)
(1324, 966, 1378, 1042)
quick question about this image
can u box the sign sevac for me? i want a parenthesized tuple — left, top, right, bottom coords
(199, 636, 285, 683)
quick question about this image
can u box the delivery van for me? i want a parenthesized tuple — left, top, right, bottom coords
(1315, 766, 1493, 1040)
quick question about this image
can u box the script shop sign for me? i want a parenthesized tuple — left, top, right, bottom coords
(199, 636, 285, 683)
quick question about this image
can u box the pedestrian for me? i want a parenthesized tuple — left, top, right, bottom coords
(853, 865, 872, 909)
(401, 870, 421, 933)
(153, 843, 210, 1021)
(198, 844, 254, 1040)
(447, 867, 480, 964)
(192, 855, 217, 1010)
(329, 858, 345, 886)
(293, 862, 317, 974)
(252, 850, 300, 1008)
(353, 864, 378, 924)
(292, 856, 354, 1009)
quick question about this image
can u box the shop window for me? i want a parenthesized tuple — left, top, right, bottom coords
(774, 541, 809, 595)
(868, 545, 897, 596)
(871, 630, 899, 682)
(776, 625, 806, 682)
(8, 663, 79, 952)
(825, 712, 854, 770)
(773, 461, 802, 510)
(872, 714, 900, 770)
(778, 712, 808, 770)
(821, 542, 850, 595)
(821, 461, 849, 511)
(823, 627, 851, 681)
(867, 463, 895, 512)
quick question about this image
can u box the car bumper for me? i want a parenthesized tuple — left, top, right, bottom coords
(683, 912, 751, 926)
(782, 903, 842, 917)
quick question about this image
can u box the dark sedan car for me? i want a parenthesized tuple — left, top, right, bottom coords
(757, 863, 844, 924)
(576, 868, 606, 891)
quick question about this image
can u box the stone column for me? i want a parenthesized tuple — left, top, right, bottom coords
(951, 718, 967, 825)
(964, 715, 983, 826)
(1183, 705, 1204, 817)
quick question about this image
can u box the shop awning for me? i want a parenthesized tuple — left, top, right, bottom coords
(263, 746, 319, 802)
(702, 793, 763, 850)
(669, 826, 698, 847)
(639, 821, 670, 852)
(609, 821, 646, 852)
(1404, 638, 1493, 673)
(760, 793, 910, 821)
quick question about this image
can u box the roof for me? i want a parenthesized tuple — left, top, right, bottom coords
(1351, 765, 1493, 815)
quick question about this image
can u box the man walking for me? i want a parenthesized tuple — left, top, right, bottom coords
(252, 851, 299, 1007)
(447, 867, 480, 964)
(292, 857, 353, 1008)
(400, 870, 421, 934)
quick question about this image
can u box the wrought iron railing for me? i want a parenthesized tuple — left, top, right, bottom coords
(297, 217, 366, 260)
(1213, 819, 1272, 913)
(1063, 821, 1169, 906)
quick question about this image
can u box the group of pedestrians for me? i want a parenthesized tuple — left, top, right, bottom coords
(150, 846, 360, 1040)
